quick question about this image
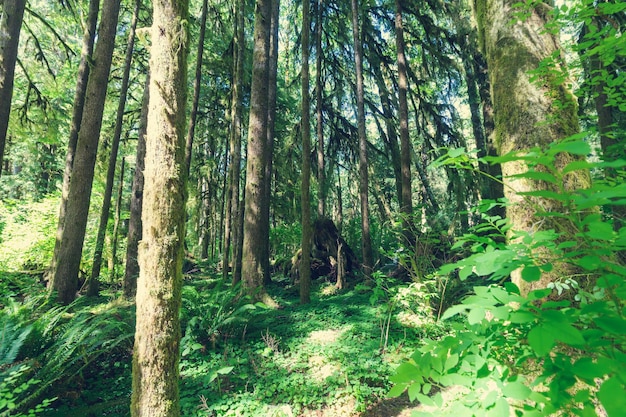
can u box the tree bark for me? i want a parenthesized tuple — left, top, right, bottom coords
(262, 0, 280, 285)
(130, 0, 188, 412)
(184, 0, 208, 177)
(123, 75, 149, 299)
(395, 0, 413, 243)
(473, 0, 591, 296)
(315, 0, 325, 218)
(108, 156, 125, 279)
(300, 0, 312, 304)
(0, 0, 26, 175)
(350, 0, 372, 279)
(49, 0, 122, 305)
(242, 0, 271, 300)
(89, 0, 140, 295)
(47, 0, 99, 283)
(223, 0, 245, 280)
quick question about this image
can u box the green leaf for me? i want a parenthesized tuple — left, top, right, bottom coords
(585, 221, 614, 241)
(408, 382, 422, 402)
(595, 316, 626, 335)
(441, 304, 467, 321)
(572, 358, 605, 380)
(414, 393, 436, 407)
(549, 139, 591, 156)
(444, 354, 459, 372)
(509, 311, 535, 324)
(217, 366, 234, 375)
(387, 383, 407, 398)
(528, 325, 555, 356)
(468, 307, 485, 325)
(392, 362, 419, 384)
(598, 377, 626, 417)
(521, 265, 541, 282)
(562, 160, 592, 174)
(502, 381, 531, 400)
(577, 255, 602, 271)
(487, 397, 510, 417)
(549, 323, 584, 345)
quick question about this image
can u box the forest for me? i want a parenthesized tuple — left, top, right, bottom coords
(0, 0, 625, 415)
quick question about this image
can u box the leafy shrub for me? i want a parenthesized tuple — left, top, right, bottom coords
(390, 138, 626, 416)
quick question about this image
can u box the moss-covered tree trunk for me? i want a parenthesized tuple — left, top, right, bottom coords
(223, 0, 245, 281)
(473, 0, 591, 296)
(350, 0, 373, 279)
(315, 0, 325, 218)
(48, 0, 99, 283)
(89, 0, 140, 295)
(184, 0, 208, 176)
(395, 0, 413, 243)
(262, 0, 280, 286)
(0, 0, 26, 175)
(242, 0, 271, 300)
(130, 0, 188, 413)
(123, 75, 148, 298)
(300, 0, 312, 304)
(49, 0, 121, 304)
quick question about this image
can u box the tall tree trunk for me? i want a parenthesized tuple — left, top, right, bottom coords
(350, 0, 372, 279)
(0, 0, 26, 175)
(473, 0, 591, 296)
(48, 0, 99, 283)
(108, 156, 125, 279)
(123, 75, 149, 299)
(262, 0, 280, 286)
(242, 0, 271, 300)
(315, 0, 325, 218)
(223, 0, 245, 280)
(372, 59, 402, 207)
(300, 0, 312, 304)
(395, 0, 413, 243)
(130, 0, 188, 412)
(184, 0, 208, 176)
(48, 0, 122, 305)
(89, 0, 140, 295)
(336, 165, 343, 233)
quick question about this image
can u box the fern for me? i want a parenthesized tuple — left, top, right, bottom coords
(0, 314, 32, 369)
(21, 298, 134, 410)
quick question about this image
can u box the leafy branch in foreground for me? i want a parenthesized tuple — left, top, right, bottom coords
(390, 139, 626, 416)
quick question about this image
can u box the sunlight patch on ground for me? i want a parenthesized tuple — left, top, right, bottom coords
(302, 394, 357, 417)
(320, 284, 339, 296)
(308, 354, 340, 382)
(307, 328, 343, 345)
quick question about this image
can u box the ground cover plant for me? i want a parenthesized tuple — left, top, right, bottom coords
(0, 260, 446, 417)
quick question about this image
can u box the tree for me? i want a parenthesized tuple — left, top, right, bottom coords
(473, 0, 591, 296)
(48, 0, 99, 281)
(262, 0, 280, 285)
(130, 0, 189, 413)
(395, 0, 412, 242)
(123, 75, 149, 298)
(0, 0, 26, 174)
(315, 0, 325, 218)
(89, 0, 141, 295)
(241, 0, 271, 301)
(350, 0, 372, 279)
(300, 0, 312, 304)
(185, 0, 208, 176)
(48, 0, 122, 304)
(223, 0, 245, 281)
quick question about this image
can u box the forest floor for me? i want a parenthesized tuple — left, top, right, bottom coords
(42, 269, 446, 417)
